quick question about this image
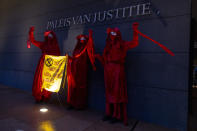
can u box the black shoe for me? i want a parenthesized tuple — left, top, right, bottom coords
(124, 122, 128, 126)
(110, 118, 119, 124)
(35, 100, 40, 104)
(76, 107, 85, 111)
(102, 115, 112, 121)
(67, 105, 74, 110)
(35, 99, 43, 104)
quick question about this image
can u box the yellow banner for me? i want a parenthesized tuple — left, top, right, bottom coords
(42, 55, 68, 93)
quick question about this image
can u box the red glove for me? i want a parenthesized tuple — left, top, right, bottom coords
(27, 26, 35, 49)
(29, 26, 35, 34)
(89, 29, 93, 37)
(107, 28, 111, 34)
(27, 40, 31, 48)
(132, 22, 139, 31)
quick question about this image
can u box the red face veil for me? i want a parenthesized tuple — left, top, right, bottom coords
(76, 34, 89, 44)
(106, 28, 122, 43)
(44, 31, 58, 45)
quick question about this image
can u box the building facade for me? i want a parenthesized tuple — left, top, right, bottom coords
(0, 0, 191, 130)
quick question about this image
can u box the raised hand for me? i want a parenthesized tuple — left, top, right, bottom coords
(132, 22, 139, 31)
(107, 28, 111, 34)
(89, 29, 93, 37)
(29, 26, 35, 34)
(27, 26, 35, 48)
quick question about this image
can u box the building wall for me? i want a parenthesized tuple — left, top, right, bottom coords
(0, 0, 191, 130)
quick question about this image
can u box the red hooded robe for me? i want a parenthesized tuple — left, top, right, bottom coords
(28, 27, 61, 102)
(96, 23, 139, 125)
(67, 32, 96, 109)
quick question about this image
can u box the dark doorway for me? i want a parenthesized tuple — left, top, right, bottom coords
(189, 1, 197, 130)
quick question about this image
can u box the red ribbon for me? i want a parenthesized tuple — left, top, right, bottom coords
(136, 30, 175, 56)
(73, 46, 87, 58)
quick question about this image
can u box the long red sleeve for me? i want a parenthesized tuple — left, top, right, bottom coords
(28, 27, 44, 49)
(87, 34, 96, 70)
(124, 23, 139, 50)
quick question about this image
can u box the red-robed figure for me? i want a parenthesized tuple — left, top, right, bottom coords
(67, 30, 96, 109)
(27, 27, 61, 102)
(95, 23, 139, 125)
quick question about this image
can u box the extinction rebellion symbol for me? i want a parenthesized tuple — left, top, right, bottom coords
(45, 58, 53, 67)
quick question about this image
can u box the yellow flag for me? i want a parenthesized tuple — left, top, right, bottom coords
(42, 55, 68, 93)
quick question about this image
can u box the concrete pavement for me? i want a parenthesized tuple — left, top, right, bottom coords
(0, 85, 177, 131)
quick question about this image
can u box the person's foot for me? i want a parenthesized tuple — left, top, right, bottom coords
(109, 118, 119, 124)
(124, 122, 128, 126)
(42, 96, 50, 103)
(35, 100, 40, 104)
(102, 115, 112, 121)
(67, 105, 74, 110)
(35, 99, 43, 104)
(76, 107, 86, 111)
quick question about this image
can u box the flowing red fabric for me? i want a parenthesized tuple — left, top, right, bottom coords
(28, 27, 60, 102)
(67, 32, 96, 109)
(136, 30, 175, 56)
(96, 23, 139, 125)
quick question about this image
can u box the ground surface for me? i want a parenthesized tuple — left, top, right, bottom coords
(0, 85, 178, 131)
